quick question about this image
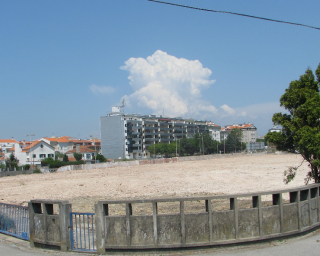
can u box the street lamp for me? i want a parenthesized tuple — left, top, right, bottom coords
(26, 134, 35, 169)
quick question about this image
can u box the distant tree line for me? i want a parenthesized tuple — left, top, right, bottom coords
(148, 129, 246, 157)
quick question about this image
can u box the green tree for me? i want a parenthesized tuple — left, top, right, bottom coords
(225, 129, 243, 153)
(5, 153, 19, 170)
(73, 152, 82, 161)
(96, 154, 107, 162)
(55, 152, 64, 160)
(63, 154, 69, 162)
(265, 64, 320, 184)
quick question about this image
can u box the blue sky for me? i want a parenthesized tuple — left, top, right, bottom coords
(1, 0, 320, 141)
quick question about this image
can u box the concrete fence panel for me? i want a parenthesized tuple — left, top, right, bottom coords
(29, 200, 71, 251)
(94, 184, 320, 253)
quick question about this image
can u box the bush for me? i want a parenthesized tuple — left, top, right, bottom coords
(73, 152, 82, 161)
(33, 169, 41, 174)
(23, 164, 30, 170)
(96, 154, 107, 163)
(63, 154, 69, 162)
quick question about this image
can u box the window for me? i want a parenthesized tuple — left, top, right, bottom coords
(39, 154, 46, 159)
(48, 154, 54, 158)
(33, 154, 36, 158)
(86, 153, 91, 159)
(40, 144, 43, 148)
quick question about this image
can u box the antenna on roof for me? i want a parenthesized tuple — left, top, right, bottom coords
(122, 98, 126, 114)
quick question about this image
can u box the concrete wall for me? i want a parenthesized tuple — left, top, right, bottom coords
(94, 184, 320, 252)
(0, 169, 34, 177)
(56, 153, 246, 172)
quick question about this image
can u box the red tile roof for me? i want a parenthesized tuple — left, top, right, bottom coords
(44, 137, 72, 143)
(0, 139, 18, 143)
(66, 145, 95, 154)
(21, 140, 53, 152)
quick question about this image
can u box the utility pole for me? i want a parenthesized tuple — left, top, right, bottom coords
(26, 134, 35, 169)
(175, 137, 177, 157)
(202, 135, 204, 155)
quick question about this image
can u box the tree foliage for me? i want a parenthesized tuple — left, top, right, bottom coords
(148, 133, 222, 157)
(96, 153, 107, 162)
(5, 153, 19, 170)
(224, 129, 245, 153)
(41, 157, 84, 168)
(73, 152, 82, 161)
(63, 154, 69, 162)
(265, 64, 320, 184)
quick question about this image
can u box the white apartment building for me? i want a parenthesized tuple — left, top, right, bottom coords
(100, 109, 219, 160)
(221, 123, 258, 143)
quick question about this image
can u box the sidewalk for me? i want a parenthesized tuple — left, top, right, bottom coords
(1, 229, 320, 256)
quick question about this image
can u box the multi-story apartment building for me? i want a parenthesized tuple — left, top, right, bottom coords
(221, 123, 257, 143)
(100, 109, 222, 160)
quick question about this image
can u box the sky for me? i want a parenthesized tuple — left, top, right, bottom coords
(1, 0, 320, 141)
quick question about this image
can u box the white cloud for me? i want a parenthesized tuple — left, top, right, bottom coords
(121, 50, 216, 117)
(89, 84, 115, 94)
(220, 104, 235, 116)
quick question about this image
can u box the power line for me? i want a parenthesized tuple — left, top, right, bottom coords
(148, 0, 320, 31)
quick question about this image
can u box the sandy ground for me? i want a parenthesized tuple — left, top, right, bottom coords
(0, 153, 311, 213)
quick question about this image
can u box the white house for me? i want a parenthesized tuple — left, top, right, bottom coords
(206, 122, 221, 142)
(65, 145, 96, 163)
(14, 139, 55, 166)
(42, 136, 74, 153)
(0, 139, 18, 156)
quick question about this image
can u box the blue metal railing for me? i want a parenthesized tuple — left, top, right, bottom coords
(70, 212, 96, 252)
(0, 203, 29, 240)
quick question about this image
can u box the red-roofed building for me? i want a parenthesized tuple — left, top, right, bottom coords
(65, 145, 97, 163)
(221, 123, 257, 143)
(206, 122, 221, 142)
(42, 136, 75, 153)
(0, 139, 18, 155)
(15, 139, 55, 166)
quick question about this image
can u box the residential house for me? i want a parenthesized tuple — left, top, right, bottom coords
(42, 136, 74, 153)
(206, 122, 221, 142)
(65, 145, 96, 163)
(14, 140, 55, 166)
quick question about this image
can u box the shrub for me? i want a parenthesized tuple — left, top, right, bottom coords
(23, 164, 30, 170)
(33, 169, 41, 174)
(73, 152, 82, 161)
(63, 154, 69, 162)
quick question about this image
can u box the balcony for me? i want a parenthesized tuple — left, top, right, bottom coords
(144, 138, 158, 141)
(144, 121, 158, 125)
(159, 127, 173, 131)
(174, 128, 185, 132)
(143, 126, 159, 130)
(144, 132, 158, 136)
(159, 133, 171, 137)
(160, 138, 174, 142)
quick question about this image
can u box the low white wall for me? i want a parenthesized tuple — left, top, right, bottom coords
(56, 152, 252, 172)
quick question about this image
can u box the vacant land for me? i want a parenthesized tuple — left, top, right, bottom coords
(0, 153, 310, 212)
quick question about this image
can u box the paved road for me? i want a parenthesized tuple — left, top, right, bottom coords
(1, 229, 320, 256)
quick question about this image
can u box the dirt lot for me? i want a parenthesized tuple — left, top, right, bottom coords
(0, 153, 311, 213)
